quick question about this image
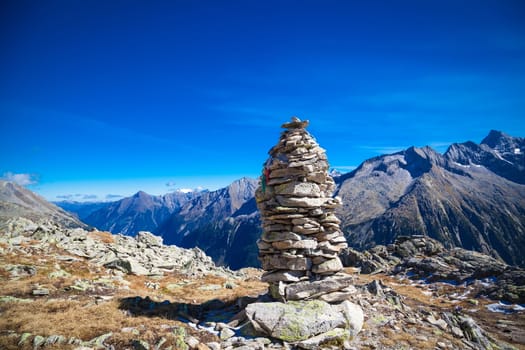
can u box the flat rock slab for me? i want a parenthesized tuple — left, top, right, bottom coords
(285, 274, 354, 300)
(296, 327, 350, 350)
(245, 300, 346, 342)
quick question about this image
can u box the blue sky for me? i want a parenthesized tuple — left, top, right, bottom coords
(1, 0, 524, 201)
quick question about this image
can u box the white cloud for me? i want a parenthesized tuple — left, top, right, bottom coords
(2, 172, 38, 186)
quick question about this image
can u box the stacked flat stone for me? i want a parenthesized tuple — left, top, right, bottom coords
(255, 117, 349, 299)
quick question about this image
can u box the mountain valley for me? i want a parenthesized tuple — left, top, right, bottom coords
(56, 130, 525, 269)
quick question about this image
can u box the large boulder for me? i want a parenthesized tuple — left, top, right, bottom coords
(245, 299, 363, 343)
(136, 231, 163, 247)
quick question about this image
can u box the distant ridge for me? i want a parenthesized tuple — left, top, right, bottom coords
(76, 190, 200, 236)
(156, 177, 260, 269)
(0, 180, 88, 229)
(336, 130, 525, 266)
(56, 130, 525, 268)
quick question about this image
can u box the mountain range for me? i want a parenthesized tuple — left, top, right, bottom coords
(335, 130, 525, 266)
(55, 130, 525, 268)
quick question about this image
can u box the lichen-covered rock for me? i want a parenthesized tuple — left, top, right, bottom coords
(245, 300, 346, 342)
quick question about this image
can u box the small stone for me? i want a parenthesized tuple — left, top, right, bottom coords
(49, 269, 71, 279)
(276, 196, 328, 208)
(45, 334, 66, 345)
(272, 239, 317, 250)
(285, 275, 354, 300)
(206, 342, 221, 350)
(261, 231, 302, 242)
(437, 341, 448, 349)
(136, 231, 163, 247)
(319, 290, 355, 303)
(296, 327, 350, 350)
(261, 270, 305, 282)
(155, 337, 167, 350)
(220, 327, 235, 340)
(274, 182, 321, 197)
(33, 335, 45, 348)
(426, 315, 448, 331)
(185, 335, 199, 348)
(32, 288, 50, 296)
(88, 332, 113, 348)
(223, 281, 236, 289)
(132, 339, 150, 350)
(312, 258, 343, 274)
(337, 300, 364, 336)
(18, 332, 32, 346)
(260, 255, 310, 271)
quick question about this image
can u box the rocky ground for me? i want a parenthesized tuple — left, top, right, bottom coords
(1, 219, 524, 349)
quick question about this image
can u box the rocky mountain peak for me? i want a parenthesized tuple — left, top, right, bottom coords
(133, 190, 149, 198)
(481, 129, 518, 151)
(445, 130, 524, 184)
(402, 146, 443, 177)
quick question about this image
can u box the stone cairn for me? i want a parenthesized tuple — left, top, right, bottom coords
(255, 117, 353, 302)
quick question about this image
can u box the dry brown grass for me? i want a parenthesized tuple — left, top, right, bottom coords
(87, 231, 115, 244)
(0, 244, 268, 349)
(122, 270, 267, 305)
(1, 298, 170, 339)
(0, 295, 215, 349)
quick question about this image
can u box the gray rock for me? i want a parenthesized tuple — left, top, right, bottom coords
(261, 270, 306, 283)
(5, 264, 37, 278)
(32, 288, 50, 296)
(136, 231, 163, 247)
(154, 337, 167, 350)
(33, 335, 46, 348)
(336, 300, 364, 336)
(245, 300, 346, 342)
(206, 342, 221, 350)
(261, 231, 303, 242)
(184, 335, 199, 348)
(276, 195, 328, 209)
(219, 327, 235, 340)
(260, 255, 310, 271)
(45, 334, 66, 345)
(104, 258, 149, 275)
(296, 327, 350, 349)
(274, 182, 321, 197)
(285, 274, 354, 300)
(272, 239, 317, 250)
(426, 315, 449, 331)
(87, 332, 113, 348)
(18, 332, 32, 346)
(312, 258, 343, 274)
(132, 339, 150, 350)
(319, 289, 356, 303)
